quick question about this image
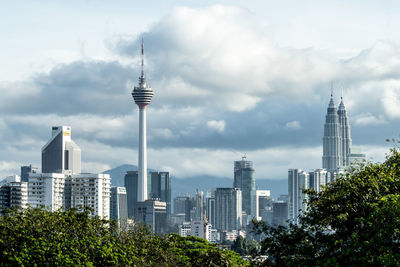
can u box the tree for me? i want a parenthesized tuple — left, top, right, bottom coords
(231, 235, 260, 256)
(0, 207, 247, 266)
(252, 148, 400, 266)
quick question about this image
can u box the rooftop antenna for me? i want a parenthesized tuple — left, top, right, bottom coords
(330, 81, 333, 97)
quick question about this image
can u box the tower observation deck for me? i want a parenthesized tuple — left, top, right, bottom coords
(132, 40, 154, 109)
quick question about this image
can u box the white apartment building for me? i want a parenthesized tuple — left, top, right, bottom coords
(28, 173, 65, 211)
(0, 175, 28, 214)
(288, 169, 309, 225)
(27, 173, 110, 219)
(67, 174, 111, 219)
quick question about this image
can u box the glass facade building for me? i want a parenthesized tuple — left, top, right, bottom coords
(234, 156, 255, 216)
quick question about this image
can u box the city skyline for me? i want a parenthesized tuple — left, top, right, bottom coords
(1, 1, 399, 180)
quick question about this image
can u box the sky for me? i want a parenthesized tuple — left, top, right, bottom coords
(1, 0, 399, 180)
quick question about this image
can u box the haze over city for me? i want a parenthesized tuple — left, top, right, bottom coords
(2, 0, 399, 181)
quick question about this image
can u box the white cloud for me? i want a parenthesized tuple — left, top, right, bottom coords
(151, 128, 177, 140)
(207, 120, 226, 133)
(354, 113, 387, 126)
(1, 5, 400, 183)
(382, 81, 400, 119)
(286, 120, 301, 130)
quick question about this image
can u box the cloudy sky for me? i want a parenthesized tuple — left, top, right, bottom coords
(1, 0, 399, 180)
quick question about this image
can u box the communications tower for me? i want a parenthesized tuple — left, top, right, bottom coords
(132, 39, 154, 201)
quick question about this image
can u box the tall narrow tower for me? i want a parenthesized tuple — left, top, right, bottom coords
(322, 91, 342, 172)
(234, 156, 255, 216)
(338, 96, 352, 166)
(132, 39, 154, 202)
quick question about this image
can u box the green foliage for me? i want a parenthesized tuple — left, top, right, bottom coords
(252, 148, 400, 266)
(0, 207, 247, 266)
(231, 236, 260, 256)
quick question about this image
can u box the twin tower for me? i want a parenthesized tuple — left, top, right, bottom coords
(322, 93, 352, 172)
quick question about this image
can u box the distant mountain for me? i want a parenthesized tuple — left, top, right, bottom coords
(102, 164, 155, 187)
(103, 165, 287, 200)
(102, 164, 137, 187)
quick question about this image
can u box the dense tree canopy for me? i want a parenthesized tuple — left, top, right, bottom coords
(0, 207, 247, 266)
(252, 148, 400, 266)
(231, 235, 260, 256)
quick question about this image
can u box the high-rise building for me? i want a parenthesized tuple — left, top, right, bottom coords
(338, 97, 352, 166)
(149, 172, 171, 217)
(309, 169, 330, 192)
(234, 156, 255, 216)
(20, 164, 38, 182)
(41, 126, 81, 174)
(124, 171, 170, 218)
(173, 196, 192, 222)
(28, 172, 110, 219)
(191, 190, 204, 221)
(28, 173, 66, 211)
(110, 186, 128, 226)
(288, 169, 309, 224)
(250, 190, 271, 221)
(272, 201, 288, 227)
(64, 174, 111, 219)
(0, 175, 28, 214)
(125, 171, 139, 217)
(206, 190, 216, 227)
(131, 40, 154, 202)
(135, 199, 167, 234)
(322, 94, 342, 172)
(323, 91, 353, 172)
(215, 188, 242, 231)
(258, 194, 274, 224)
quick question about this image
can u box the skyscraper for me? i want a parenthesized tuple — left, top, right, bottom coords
(272, 202, 288, 227)
(135, 199, 167, 234)
(215, 188, 242, 231)
(110, 186, 128, 226)
(338, 96, 352, 166)
(149, 172, 171, 218)
(288, 169, 309, 224)
(173, 196, 192, 222)
(191, 190, 204, 221)
(42, 126, 81, 174)
(250, 189, 271, 220)
(124, 171, 139, 217)
(20, 164, 38, 182)
(234, 156, 255, 216)
(322, 93, 342, 172)
(309, 168, 330, 192)
(131, 39, 154, 202)
(206, 190, 216, 227)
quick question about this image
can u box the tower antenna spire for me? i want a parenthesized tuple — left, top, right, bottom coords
(331, 81, 333, 97)
(141, 37, 144, 78)
(341, 86, 343, 100)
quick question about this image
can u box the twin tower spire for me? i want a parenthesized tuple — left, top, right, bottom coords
(322, 91, 352, 172)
